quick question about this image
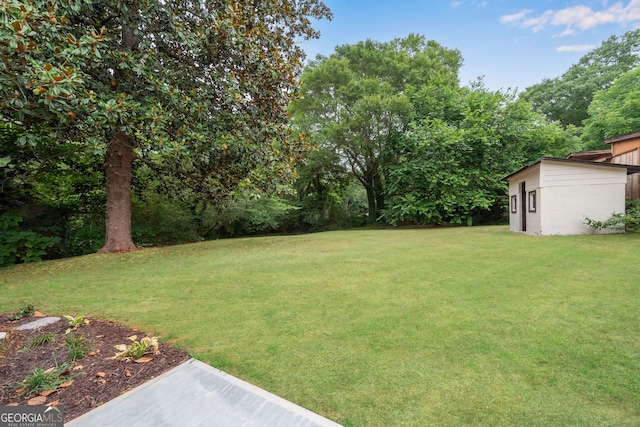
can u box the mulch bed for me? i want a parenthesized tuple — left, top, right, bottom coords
(0, 313, 190, 422)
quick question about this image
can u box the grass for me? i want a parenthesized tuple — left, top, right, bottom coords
(65, 333, 93, 362)
(1, 226, 639, 426)
(17, 363, 73, 395)
(20, 332, 56, 352)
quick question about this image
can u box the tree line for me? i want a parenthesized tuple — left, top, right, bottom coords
(1, 0, 639, 266)
(292, 29, 640, 228)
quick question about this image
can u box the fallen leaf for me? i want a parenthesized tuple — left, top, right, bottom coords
(46, 400, 60, 406)
(73, 365, 83, 371)
(43, 367, 55, 374)
(28, 396, 47, 406)
(40, 389, 56, 397)
(95, 335, 104, 339)
(88, 351, 97, 356)
(15, 388, 24, 394)
(6, 403, 19, 407)
(134, 357, 152, 363)
(124, 370, 132, 377)
(33, 311, 45, 317)
(98, 379, 106, 385)
(60, 380, 73, 388)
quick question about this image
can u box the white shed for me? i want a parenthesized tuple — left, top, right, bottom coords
(505, 158, 640, 235)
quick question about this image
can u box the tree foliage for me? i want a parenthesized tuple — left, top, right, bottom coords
(383, 82, 569, 226)
(520, 29, 640, 127)
(1, 0, 331, 252)
(292, 147, 366, 231)
(291, 34, 462, 222)
(582, 66, 640, 147)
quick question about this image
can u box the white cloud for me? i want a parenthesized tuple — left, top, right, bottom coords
(500, 9, 532, 24)
(556, 44, 598, 52)
(452, 0, 488, 8)
(500, 0, 640, 34)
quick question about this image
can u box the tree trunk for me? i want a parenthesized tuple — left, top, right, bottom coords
(365, 183, 377, 224)
(374, 173, 386, 215)
(98, 132, 136, 253)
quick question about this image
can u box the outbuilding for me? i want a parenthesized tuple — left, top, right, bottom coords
(505, 158, 640, 235)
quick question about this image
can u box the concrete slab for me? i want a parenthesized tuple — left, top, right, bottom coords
(68, 359, 342, 427)
(16, 316, 61, 330)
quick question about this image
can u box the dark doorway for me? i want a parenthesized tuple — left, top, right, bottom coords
(520, 182, 527, 232)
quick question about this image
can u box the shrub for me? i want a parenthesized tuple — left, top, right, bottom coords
(201, 192, 297, 237)
(62, 214, 105, 256)
(131, 193, 199, 246)
(0, 211, 60, 267)
(585, 200, 640, 233)
(9, 304, 35, 320)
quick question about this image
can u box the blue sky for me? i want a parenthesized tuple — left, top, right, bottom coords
(300, 0, 640, 92)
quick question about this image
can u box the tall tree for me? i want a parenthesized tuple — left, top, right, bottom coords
(383, 82, 570, 226)
(290, 34, 462, 222)
(1, 0, 331, 252)
(582, 66, 640, 147)
(520, 29, 640, 127)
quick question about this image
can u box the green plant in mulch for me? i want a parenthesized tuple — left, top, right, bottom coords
(63, 314, 89, 333)
(9, 304, 35, 320)
(20, 332, 56, 352)
(110, 335, 159, 361)
(16, 363, 75, 396)
(64, 333, 93, 362)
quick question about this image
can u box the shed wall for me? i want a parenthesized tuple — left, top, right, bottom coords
(508, 160, 627, 235)
(508, 165, 540, 233)
(609, 148, 640, 199)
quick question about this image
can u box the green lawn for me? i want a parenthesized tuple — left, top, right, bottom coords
(2, 226, 639, 426)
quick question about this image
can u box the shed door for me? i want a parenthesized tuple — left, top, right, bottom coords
(520, 182, 526, 232)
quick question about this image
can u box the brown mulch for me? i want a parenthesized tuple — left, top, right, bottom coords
(0, 312, 190, 422)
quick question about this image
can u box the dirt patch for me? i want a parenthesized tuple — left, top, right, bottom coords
(0, 312, 190, 422)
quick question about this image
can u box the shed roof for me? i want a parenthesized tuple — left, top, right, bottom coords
(504, 157, 640, 180)
(565, 150, 611, 161)
(605, 131, 640, 145)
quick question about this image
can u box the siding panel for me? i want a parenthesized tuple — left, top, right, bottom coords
(508, 158, 628, 235)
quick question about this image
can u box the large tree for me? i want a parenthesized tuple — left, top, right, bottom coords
(383, 82, 570, 226)
(1, 0, 331, 252)
(582, 66, 640, 147)
(290, 34, 462, 222)
(520, 29, 640, 128)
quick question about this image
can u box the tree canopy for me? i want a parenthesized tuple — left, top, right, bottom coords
(4, 7, 640, 265)
(520, 29, 640, 128)
(582, 66, 640, 147)
(290, 34, 463, 221)
(1, 0, 331, 252)
(382, 82, 569, 226)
